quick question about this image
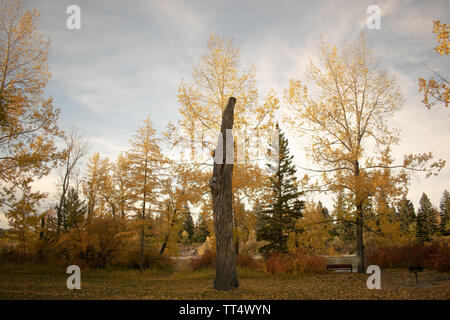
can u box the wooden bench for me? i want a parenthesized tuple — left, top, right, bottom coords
(326, 263, 353, 272)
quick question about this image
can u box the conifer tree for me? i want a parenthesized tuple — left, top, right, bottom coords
(128, 116, 162, 273)
(416, 193, 439, 242)
(194, 214, 210, 243)
(439, 190, 450, 234)
(257, 127, 304, 254)
(395, 196, 416, 235)
(182, 208, 195, 243)
(62, 187, 87, 231)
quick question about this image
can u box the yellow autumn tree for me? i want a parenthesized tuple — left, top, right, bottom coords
(174, 34, 279, 252)
(285, 35, 445, 272)
(5, 192, 43, 260)
(112, 153, 134, 219)
(155, 161, 209, 255)
(288, 201, 333, 255)
(419, 20, 449, 109)
(82, 153, 113, 221)
(127, 115, 163, 273)
(0, 0, 62, 211)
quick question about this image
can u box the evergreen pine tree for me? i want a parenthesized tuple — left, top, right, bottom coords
(416, 193, 439, 242)
(257, 126, 304, 254)
(182, 207, 195, 243)
(439, 190, 450, 235)
(62, 187, 87, 231)
(193, 214, 210, 243)
(395, 196, 416, 234)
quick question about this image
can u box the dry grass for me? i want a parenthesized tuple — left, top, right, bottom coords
(0, 264, 448, 300)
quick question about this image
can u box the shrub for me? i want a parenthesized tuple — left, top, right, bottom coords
(265, 251, 326, 274)
(189, 251, 261, 270)
(54, 216, 129, 269)
(367, 240, 450, 272)
(189, 250, 215, 270)
(122, 246, 175, 271)
(237, 253, 261, 269)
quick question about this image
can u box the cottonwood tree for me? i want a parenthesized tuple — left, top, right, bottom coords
(174, 34, 279, 276)
(285, 35, 445, 272)
(0, 0, 62, 211)
(173, 33, 279, 215)
(177, 34, 279, 164)
(419, 20, 449, 109)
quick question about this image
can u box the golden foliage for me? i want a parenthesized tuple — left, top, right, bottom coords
(0, 0, 62, 211)
(418, 20, 449, 109)
(288, 202, 334, 255)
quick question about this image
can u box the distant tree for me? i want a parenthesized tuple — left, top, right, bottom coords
(395, 196, 416, 235)
(55, 128, 89, 235)
(290, 201, 332, 254)
(112, 153, 134, 219)
(416, 193, 439, 242)
(61, 187, 87, 231)
(193, 213, 210, 243)
(317, 201, 329, 218)
(82, 153, 112, 221)
(127, 116, 162, 273)
(182, 208, 195, 243)
(257, 127, 304, 254)
(439, 190, 450, 234)
(332, 192, 355, 244)
(5, 193, 43, 259)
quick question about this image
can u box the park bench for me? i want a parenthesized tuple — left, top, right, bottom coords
(326, 263, 353, 272)
(409, 266, 424, 285)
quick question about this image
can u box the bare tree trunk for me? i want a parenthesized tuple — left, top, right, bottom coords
(356, 208, 365, 273)
(354, 159, 365, 273)
(140, 225, 144, 273)
(209, 97, 239, 291)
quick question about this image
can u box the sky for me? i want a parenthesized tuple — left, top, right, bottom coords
(1, 0, 450, 227)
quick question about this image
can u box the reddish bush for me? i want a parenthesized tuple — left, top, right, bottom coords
(265, 252, 294, 274)
(265, 251, 326, 274)
(367, 241, 450, 272)
(294, 252, 327, 272)
(237, 254, 261, 269)
(189, 250, 215, 270)
(189, 252, 261, 270)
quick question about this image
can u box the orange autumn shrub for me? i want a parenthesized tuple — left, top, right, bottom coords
(367, 240, 450, 272)
(189, 251, 261, 270)
(265, 251, 326, 274)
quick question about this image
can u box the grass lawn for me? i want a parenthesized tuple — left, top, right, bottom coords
(0, 264, 449, 300)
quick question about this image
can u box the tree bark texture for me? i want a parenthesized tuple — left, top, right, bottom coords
(209, 97, 239, 291)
